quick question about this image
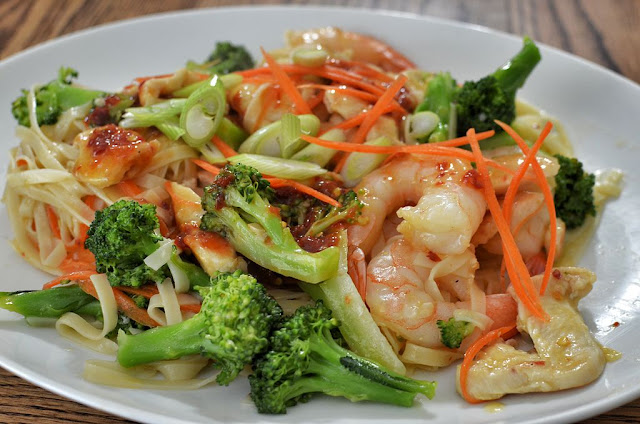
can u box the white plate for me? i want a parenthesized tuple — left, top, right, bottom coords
(0, 6, 639, 424)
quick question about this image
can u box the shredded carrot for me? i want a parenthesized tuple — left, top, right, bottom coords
(15, 158, 28, 168)
(335, 75, 409, 172)
(117, 180, 144, 198)
(319, 104, 397, 134)
(268, 178, 341, 207)
(180, 303, 202, 314)
(117, 285, 160, 299)
(211, 136, 238, 158)
(111, 287, 159, 327)
(496, 120, 557, 295)
(261, 48, 312, 115)
(43, 270, 97, 290)
(254, 86, 279, 131)
(191, 159, 221, 176)
(459, 324, 517, 403)
(83, 194, 102, 211)
(466, 128, 547, 320)
(298, 84, 406, 113)
(45, 205, 61, 239)
(306, 90, 326, 110)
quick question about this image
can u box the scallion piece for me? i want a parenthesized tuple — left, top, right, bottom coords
(228, 153, 328, 180)
(238, 114, 320, 157)
(340, 136, 393, 187)
(217, 117, 248, 149)
(179, 77, 226, 149)
(290, 128, 345, 166)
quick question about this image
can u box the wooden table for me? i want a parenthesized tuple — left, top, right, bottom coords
(0, 1, 638, 423)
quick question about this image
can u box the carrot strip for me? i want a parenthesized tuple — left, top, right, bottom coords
(15, 158, 28, 168)
(261, 48, 312, 115)
(268, 178, 341, 207)
(45, 205, 61, 239)
(111, 287, 159, 327)
(43, 270, 96, 290)
(117, 285, 160, 299)
(180, 303, 202, 314)
(496, 120, 557, 295)
(83, 195, 101, 211)
(459, 324, 517, 403)
(211, 136, 238, 158)
(334, 75, 408, 172)
(117, 180, 144, 198)
(319, 104, 397, 134)
(298, 84, 406, 113)
(306, 90, 326, 110)
(466, 128, 547, 320)
(254, 86, 279, 131)
(191, 159, 221, 176)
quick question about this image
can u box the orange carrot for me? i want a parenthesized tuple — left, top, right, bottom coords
(83, 195, 101, 210)
(254, 86, 279, 131)
(261, 48, 312, 115)
(111, 287, 159, 327)
(117, 180, 144, 198)
(459, 324, 517, 403)
(43, 270, 97, 289)
(211, 136, 238, 158)
(191, 158, 221, 176)
(319, 104, 397, 134)
(15, 158, 28, 168)
(117, 285, 160, 299)
(297, 84, 406, 113)
(180, 303, 202, 314)
(335, 75, 408, 172)
(466, 128, 547, 320)
(306, 90, 326, 110)
(496, 120, 557, 295)
(45, 205, 61, 239)
(268, 178, 341, 207)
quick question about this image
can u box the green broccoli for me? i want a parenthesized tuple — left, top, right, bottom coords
(436, 317, 475, 349)
(306, 190, 364, 237)
(416, 37, 541, 142)
(249, 301, 436, 414)
(84, 199, 210, 288)
(553, 155, 596, 230)
(117, 270, 282, 385)
(11, 67, 105, 127)
(187, 42, 254, 75)
(200, 163, 340, 284)
(0, 285, 97, 318)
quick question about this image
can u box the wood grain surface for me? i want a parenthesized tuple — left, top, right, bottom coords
(0, 1, 639, 423)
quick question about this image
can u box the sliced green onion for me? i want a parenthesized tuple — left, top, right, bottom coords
(173, 73, 243, 98)
(291, 128, 345, 166)
(340, 136, 392, 187)
(119, 99, 186, 140)
(156, 119, 186, 141)
(292, 48, 328, 67)
(217, 117, 248, 149)
(179, 77, 226, 148)
(228, 153, 328, 180)
(404, 111, 439, 144)
(279, 113, 304, 158)
(199, 142, 227, 165)
(238, 114, 320, 157)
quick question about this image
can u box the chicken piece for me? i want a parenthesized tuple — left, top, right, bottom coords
(457, 267, 606, 400)
(72, 124, 156, 188)
(167, 182, 246, 275)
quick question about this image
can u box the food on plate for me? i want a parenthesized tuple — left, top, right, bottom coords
(1, 27, 620, 413)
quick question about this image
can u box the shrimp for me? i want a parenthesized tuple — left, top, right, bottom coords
(166, 182, 246, 276)
(483, 146, 560, 195)
(473, 191, 566, 263)
(457, 267, 606, 400)
(348, 154, 486, 257)
(138, 69, 204, 106)
(366, 236, 517, 352)
(285, 27, 415, 73)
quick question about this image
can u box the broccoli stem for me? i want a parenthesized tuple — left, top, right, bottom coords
(225, 189, 286, 246)
(117, 313, 206, 367)
(415, 72, 457, 143)
(0, 285, 96, 318)
(492, 36, 541, 98)
(206, 208, 339, 283)
(169, 253, 211, 289)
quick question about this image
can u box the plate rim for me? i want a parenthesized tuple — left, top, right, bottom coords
(0, 5, 638, 424)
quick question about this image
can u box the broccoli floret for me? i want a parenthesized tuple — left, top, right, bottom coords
(117, 270, 282, 385)
(84, 200, 166, 287)
(85, 199, 213, 288)
(200, 163, 340, 283)
(436, 318, 475, 349)
(187, 42, 254, 75)
(11, 67, 106, 127)
(553, 155, 596, 230)
(249, 301, 436, 414)
(306, 190, 364, 237)
(416, 37, 541, 141)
